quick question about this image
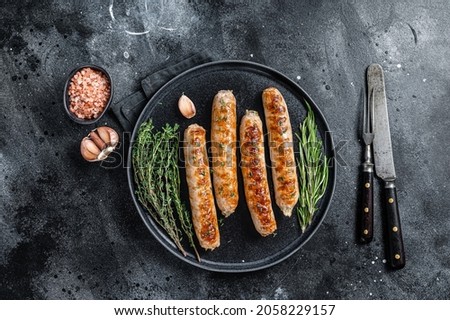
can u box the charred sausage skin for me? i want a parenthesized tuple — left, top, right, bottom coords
(240, 110, 277, 236)
(184, 124, 220, 250)
(262, 87, 299, 217)
(211, 90, 239, 217)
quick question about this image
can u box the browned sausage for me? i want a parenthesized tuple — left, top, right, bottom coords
(262, 87, 299, 216)
(184, 124, 220, 250)
(240, 110, 277, 236)
(211, 90, 239, 217)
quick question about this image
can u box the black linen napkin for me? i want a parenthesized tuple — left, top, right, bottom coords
(111, 52, 214, 132)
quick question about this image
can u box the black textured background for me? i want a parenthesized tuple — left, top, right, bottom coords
(1, 0, 449, 299)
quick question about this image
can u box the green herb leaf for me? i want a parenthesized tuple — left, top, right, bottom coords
(133, 120, 200, 261)
(296, 102, 329, 232)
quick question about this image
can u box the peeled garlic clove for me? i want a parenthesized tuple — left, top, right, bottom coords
(96, 126, 111, 145)
(84, 138, 101, 155)
(89, 130, 106, 150)
(178, 94, 196, 119)
(107, 127, 119, 147)
(96, 126, 119, 147)
(81, 137, 101, 162)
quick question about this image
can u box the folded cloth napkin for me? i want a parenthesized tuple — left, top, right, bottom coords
(111, 52, 214, 132)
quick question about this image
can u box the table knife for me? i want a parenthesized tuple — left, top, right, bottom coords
(367, 64, 405, 269)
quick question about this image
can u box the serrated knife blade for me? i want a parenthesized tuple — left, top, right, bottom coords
(366, 64, 405, 269)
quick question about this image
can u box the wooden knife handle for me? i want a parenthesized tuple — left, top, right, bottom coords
(384, 183, 405, 269)
(360, 169, 374, 243)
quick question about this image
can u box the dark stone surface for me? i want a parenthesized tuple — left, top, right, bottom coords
(1, 0, 449, 299)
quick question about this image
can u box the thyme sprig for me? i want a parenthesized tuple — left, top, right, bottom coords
(133, 120, 200, 261)
(295, 102, 329, 232)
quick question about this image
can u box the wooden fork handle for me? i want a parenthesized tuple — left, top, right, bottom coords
(360, 165, 374, 243)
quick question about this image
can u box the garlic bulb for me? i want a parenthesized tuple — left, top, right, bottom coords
(80, 126, 119, 162)
(178, 94, 196, 119)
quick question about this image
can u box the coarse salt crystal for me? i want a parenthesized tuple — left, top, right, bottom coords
(68, 67, 110, 120)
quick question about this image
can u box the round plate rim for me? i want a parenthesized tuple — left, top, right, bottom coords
(126, 60, 336, 273)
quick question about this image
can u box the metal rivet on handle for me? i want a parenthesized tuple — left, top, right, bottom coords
(365, 183, 370, 188)
(392, 226, 398, 232)
(388, 198, 394, 204)
(363, 229, 369, 235)
(394, 254, 401, 260)
(364, 207, 369, 213)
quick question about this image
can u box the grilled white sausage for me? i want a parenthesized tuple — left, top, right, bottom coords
(240, 110, 277, 236)
(184, 124, 220, 250)
(211, 90, 239, 217)
(262, 87, 299, 216)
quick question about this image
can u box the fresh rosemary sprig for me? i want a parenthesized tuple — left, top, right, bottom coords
(295, 102, 329, 232)
(133, 120, 200, 261)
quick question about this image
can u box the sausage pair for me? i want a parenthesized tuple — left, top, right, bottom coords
(184, 91, 238, 250)
(241, 88, 299, 235)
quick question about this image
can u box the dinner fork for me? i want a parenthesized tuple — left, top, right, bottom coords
(360, 89, 374, 243)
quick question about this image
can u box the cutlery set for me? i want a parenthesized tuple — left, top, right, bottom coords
(359, 64, 405, 269)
